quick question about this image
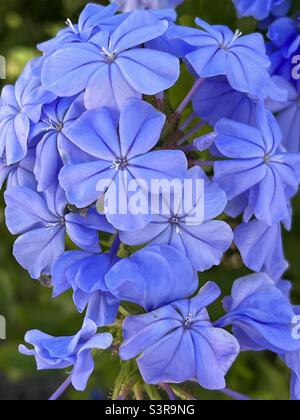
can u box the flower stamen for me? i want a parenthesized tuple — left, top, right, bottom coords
(228, 29, 243, 47)
(101, 43, 118, 63)
(65, 18, 76, 34)
(111, 158, 128, 171)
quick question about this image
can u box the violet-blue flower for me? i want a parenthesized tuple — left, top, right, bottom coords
(192, 76, 286, 127)
(120, 166, 233, 272)
(59, 98, 187, 231)
(105, 244, 197, 311)
(38, 3, 121, 53)
(120, 282, 240, 389)
(32, 95, 85, 191)
(0, 58, 55, 165)
(0, 146, 37, 190)
(283, 306, 300, 400)
(4, 185, 114, 279)
(169, 19, 272, 97)
(217, 273, 300, 354)
(52, 250, 120, 327)
(19, 319, 113, 391)
(41, 11, 180, 111)
(267, 17, 300, 59)
(213, 102, 300, 225)
(234, 220, 288, 282)
(267, 77, 300, 152)
(232, 0, 292, 21)
(110, 0, 183, 12)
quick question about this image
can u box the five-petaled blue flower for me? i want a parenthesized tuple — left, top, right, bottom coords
(216, 273, 300, 354)
(41, 11, 180, 111)
(267, 77, 300, 153)
(32, 95, 85, 192)
(110, 0, 183, 12)
(59, 98, 187, 231)
(120, 167, 233, 272)
(234, 219, 288, 282)
(0, 58, 55, 165)
(169, 18, 273, 97)
(38, 4, 121, 54)
(192, 76, 285, 127)
(283, 306, 300, 401)
(0, 146, 37, 191)
(232, 0, 292, 21)
(213, 102, 300, 225)
(4, 185, 114, 279)
(19, 319, 113, 391)
(52, 250, 119, 327)
(120, 281, 240, 390)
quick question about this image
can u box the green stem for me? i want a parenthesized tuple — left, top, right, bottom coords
(145, 385, 163, 401)
(170, 385, 197, 400)
(119, 305, 131, 318)
(133, 383, 144, 400)
(112, 362, 132, 400)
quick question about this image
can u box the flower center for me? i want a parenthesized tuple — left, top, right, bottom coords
(101, 46, 118, 64)
(112, 158, 128, 171)
(43, 118, 64, 133)
(220, 29, 243, 50)
(170, 216, 181, 234)
(264, 155, 271, 164)
(170, 216, 179, 225)
(184, 312, 195, 328)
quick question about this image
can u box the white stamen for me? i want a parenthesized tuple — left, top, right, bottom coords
(111, 160, 120, 170)
(184, 309, 197, 327)
(228, 29, 243, 47)
(111, 158, 128, 171)
(101, 43, 118, 63)
(46, 222, 61, 234)
(42, 118, 63, 132)
(65, 18, 76, 34)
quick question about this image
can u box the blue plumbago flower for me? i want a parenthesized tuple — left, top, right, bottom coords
(110, 0, 183, 12)
(267, 77, 300, 153)
(0, 147, 37, 190)
(192, 76, 286, 127)
(169, 19, 273, 97)
(234, 220, 288, 282)
(283, 306, 300, 401)
(217, 273, 300, 354)
(145, 13, 196, 59)
(38, 4, 122, 53)
(120, 166, 233, 272)
(266, 16, 300, 83)
(4, 185, 115, 279)
(232, 0, 292, 21)
(41, 11, 180, 111)
(193, 77, 258, 127)
(59, 98, 187, 231)
(32, 95, 85, 192)
(0, 58, 55, 165)
(146, 27, 196, 59)
(213, 102, 300, 225)
(52, 250, 119, 327)
(268, 17, 300, 60)
(105, 244, 197, 310)
(120, 282, 240, 389)
(19, 319, 113, 391)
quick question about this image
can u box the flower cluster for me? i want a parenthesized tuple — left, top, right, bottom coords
(1, 1, 300, 400)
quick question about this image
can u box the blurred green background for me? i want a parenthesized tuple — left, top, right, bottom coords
(0, 0, 300, 401)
